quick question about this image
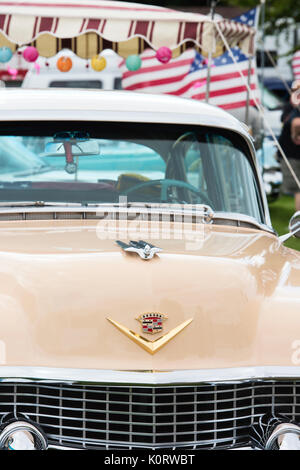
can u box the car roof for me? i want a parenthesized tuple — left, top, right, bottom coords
(0, 88, 250, 137)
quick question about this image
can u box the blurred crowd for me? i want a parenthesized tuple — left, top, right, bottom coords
(278, 80, 300, 211)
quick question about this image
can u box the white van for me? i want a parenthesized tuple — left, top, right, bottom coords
(22, 49, 122, 90)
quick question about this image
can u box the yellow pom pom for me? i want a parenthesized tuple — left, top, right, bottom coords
(91, 56, 107, 72)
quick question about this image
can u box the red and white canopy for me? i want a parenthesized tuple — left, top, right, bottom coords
(0, 0, 256, 58)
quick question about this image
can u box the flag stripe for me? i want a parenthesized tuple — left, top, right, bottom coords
(172, 73, 257, 97)
(190, 83, 257, 100)
(220, 99, 257, 110)
(292, 50, 300, 79)
(124, 72, 189, 91)
(122, 57, 194, 80)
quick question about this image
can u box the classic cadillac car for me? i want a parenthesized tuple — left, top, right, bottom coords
(0, 88, 299, 451)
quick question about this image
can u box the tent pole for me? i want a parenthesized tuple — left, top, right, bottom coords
(206, 0, 218, 103)
(245, 55, 253, 126)
(205, 54, 212, 103)
(259, 0, 266, 165)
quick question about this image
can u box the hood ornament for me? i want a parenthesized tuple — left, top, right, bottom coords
(116, 240, 162, 260)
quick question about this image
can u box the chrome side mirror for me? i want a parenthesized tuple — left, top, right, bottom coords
(289, 211, 300, 238)
(279, 211, 300, 243)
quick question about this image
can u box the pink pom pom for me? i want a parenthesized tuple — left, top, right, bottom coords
(156, 47, 172, 64)
(23, 46, 39, 63)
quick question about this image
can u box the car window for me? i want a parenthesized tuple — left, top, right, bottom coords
(114, 78, 122, 90)
(182, 134, 261, 217)
(49, 80, 103, 88)
(0, 122, 263, 222)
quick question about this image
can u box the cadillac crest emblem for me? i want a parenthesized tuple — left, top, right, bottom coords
(136, 312, 168, 335)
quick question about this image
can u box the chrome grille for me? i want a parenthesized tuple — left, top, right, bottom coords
(0, 381, 299, 449)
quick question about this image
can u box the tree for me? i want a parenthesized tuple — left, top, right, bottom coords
(121, 0, 300, 28)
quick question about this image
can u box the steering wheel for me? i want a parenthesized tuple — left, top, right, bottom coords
(121, 178, 213, 206)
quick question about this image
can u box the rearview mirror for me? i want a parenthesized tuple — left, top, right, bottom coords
(44, 140, 100, 157)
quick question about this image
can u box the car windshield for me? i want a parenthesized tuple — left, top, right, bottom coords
(0, 121, 263, 221)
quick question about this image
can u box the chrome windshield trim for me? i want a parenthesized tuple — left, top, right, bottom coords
(0, 205, 275, 235)
(211, 212, 275, 235)
(0, 366, 300, 385)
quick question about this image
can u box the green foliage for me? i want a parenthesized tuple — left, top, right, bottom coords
(121, 1, 300, 27)
(269, 195, 300, 251)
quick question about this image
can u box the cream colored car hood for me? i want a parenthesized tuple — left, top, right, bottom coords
(0, 218, 299, 371)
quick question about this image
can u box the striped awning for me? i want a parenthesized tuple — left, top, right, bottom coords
(0, 0, 256, 58)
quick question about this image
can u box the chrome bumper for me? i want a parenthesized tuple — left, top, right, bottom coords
(1, 365, 300, 384)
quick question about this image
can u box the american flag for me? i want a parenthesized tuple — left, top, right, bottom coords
(184, 47, 260, 110)
(232, 7, 260, 29)
(292, 51, 300, 80)
(120, 47, 260, 111)
(120, 48, 195, 94)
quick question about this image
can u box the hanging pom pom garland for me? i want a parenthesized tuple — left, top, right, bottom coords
(156, 46, 172, 64)
(0, 47, 13, 63)
(57, 56, 73, 72)
(126, 55, 142, 71)
(91, 55, 107, 72)
(23, 46, 39, 63)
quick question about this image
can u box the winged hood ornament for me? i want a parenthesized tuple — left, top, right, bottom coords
(116, 240, 162, 260)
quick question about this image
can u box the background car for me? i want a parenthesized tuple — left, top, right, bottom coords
(257, 137, 283, 202)
(260, 83, 284, 138)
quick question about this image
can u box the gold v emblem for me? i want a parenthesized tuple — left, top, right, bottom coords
(106, 317, 193, 355)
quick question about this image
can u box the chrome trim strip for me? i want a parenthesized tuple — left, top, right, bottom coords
(47, 443, 257, 451)
(211, 212, 275, 234)
(0, 206, 275, 235)
(231, 447, 258, 451)
(48, 444, 80, 450)
(0, 366, 300, 384)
